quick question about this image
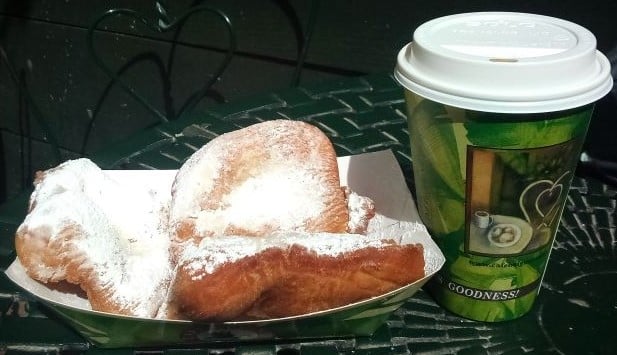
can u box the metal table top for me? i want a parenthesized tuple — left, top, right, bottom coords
(1, 73, 615, 354)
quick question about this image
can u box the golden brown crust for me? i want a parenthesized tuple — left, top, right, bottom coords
(16, 225, 82, 284)
(15, 224, 131, 315)
(168, 241, 425, 321)
(170, 120, 350, 242)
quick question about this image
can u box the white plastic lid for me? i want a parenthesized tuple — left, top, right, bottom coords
(394, 12, 614, 113)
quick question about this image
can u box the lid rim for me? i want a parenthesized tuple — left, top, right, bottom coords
(394, 68, 614, 114)
(396, 45, 612, 102)
(394, 11, 615, 113)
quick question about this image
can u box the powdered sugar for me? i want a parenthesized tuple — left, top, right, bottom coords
(193, 166, 328, 235)
(346, 188, 375, 233)
(179, 216, 427, 279)
(170, 120, 340, 237)
(17, 158, 172, 317)
(170, 142, 224, 224)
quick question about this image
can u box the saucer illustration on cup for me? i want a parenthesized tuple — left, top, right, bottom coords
(487, 223, 522, 248)
(472, 210, 523, 249)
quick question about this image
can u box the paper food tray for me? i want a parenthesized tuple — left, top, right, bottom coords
(5, 149, 445, 348)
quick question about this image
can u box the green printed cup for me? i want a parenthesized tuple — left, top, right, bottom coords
(394, 12, 613, 322)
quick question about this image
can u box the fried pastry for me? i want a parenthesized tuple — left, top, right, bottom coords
(14, 159, 172, 318)
(166, 232, 425, 321)
(169, 120, 373, 242)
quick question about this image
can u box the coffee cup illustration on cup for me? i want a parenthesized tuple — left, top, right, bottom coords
(473, 210, 493, 229)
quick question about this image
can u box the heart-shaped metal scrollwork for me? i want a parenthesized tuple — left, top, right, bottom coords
(86, 4, 236, 125)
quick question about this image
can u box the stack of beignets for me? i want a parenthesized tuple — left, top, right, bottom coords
(14, 119, 426, 321)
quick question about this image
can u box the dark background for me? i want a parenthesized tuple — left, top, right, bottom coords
(1, 0, 616, 205)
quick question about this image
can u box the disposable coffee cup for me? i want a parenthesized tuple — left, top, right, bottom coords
(394, 12, 613, 322)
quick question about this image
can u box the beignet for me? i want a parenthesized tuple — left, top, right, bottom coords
(166, 232, 425, 321)
(169, 120, 363, 242)
(14, 159, 172, 318)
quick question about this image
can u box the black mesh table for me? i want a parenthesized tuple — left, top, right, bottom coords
(1, 73, 615, 354)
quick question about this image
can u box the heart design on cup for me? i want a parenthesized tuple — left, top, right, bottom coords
(86, 6, 236, 123)
(519, 171, 570, 229)
(535, 182, 563, 218)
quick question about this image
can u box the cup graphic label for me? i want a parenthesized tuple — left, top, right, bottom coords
(465, 141, 578, 256)
(404, 94, 593, 321)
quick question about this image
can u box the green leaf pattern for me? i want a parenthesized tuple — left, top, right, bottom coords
(405, 92, 592, 322)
